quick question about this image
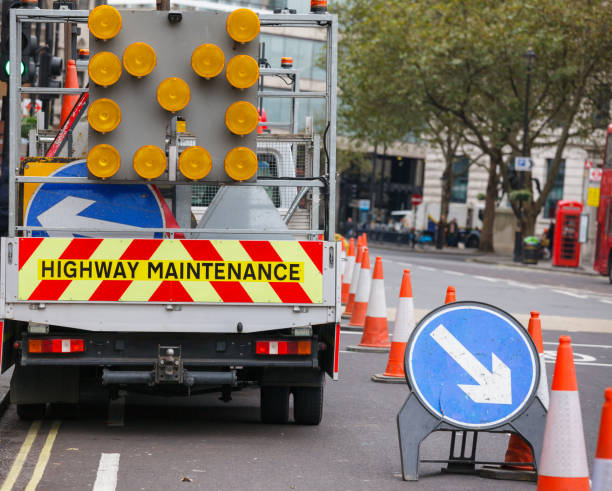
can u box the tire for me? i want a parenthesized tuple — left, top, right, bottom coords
(293, 383, 324, 425)
(260, 386, 290, 424)
(608, 256, 612, 284)
(17, 403, 46, 420)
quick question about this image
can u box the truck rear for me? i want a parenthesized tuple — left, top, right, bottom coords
(1, 6, 339, 424)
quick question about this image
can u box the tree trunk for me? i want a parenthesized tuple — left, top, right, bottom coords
(479, 162, 498, 252)
(440, 164, 453, 224)
(521, 204, 537, 238)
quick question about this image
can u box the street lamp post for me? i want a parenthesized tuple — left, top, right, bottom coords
(513, 48, 536, 262)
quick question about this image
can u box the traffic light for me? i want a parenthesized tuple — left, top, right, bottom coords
(38, 48, 62, 92)
(0, 0, 38, 83)
(86, 5, 260, 182)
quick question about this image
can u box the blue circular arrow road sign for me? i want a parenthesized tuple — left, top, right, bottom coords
(25, 160, 167, 238)
(406, 302, 539, 429)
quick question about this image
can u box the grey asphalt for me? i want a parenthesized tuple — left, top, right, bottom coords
(0, 253, 609, 490)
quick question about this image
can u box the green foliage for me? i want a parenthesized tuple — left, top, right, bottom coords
(21, 116, 37, 139)
(509, 189, 532, 203)
(333, 0, 612, 235)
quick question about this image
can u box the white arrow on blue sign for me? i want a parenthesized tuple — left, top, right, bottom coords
(25, 161, 169, 238)
(407, 302, 539, 429)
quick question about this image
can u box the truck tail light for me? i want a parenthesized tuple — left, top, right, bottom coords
(28, 339, 85, 354)
(255, 340, 311, 356)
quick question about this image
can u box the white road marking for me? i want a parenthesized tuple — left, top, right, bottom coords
(552, 289, 588, 299)
(441, 270, 464, 276)
(543, 341, 612, 349)
(599, 298, 612, 305)
(93, 453, 120, 491)
(397, 262, 412, 268)
(506, 280, 537, 290)
(419, 266, 436, 272)
(474, 275, 499, 282)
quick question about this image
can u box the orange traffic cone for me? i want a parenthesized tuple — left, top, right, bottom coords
(341, 238, 355, 304)
(504, 311, 550, 470)
(444, 286, 456, 304)
(592, 388, 612, 491)
(372, 269, 415, 382)
(342, 243, 363, 319)
(348, 247, 371, 327)
(529, 312, 550, 409)
(60, 59, 79, 126)
(362, 233, 368, 247)
(349, 256, 390, 352)
(537, 336, 589, 491)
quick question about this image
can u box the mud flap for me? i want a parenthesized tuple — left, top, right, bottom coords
(11, 364, 79, 404)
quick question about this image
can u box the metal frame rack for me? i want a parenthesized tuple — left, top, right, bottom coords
(7, 9, 337, 239)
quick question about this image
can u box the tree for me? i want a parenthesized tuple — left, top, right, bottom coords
(334, 0, 612, 251)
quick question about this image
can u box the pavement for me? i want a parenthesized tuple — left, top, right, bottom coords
(368, 240, 600, 277)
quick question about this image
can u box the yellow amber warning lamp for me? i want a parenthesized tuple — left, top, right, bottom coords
(179, 146, 213, 180)
(133, 145, 167, 179)
(88, 5, 122, 40)
(87, 98, 121, 133)
(88, 52, 122, 87)
(123, 42, 156, 77)
(226, 55, 259, 89)
(225, 101, 259, 135)
(191, 44, 225, 79)
(157, 77, 191, 112)
(226, 8, 260, 44)
(87, 144, 121, 179)
(225, 146, 258, 181)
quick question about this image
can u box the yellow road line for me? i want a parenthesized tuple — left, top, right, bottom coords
(0, 420, 41, 491)
(25, 420, 61, 491)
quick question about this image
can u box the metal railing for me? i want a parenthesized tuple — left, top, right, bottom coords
(8, 9, 337, 239)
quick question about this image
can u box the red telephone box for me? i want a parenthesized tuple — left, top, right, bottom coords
(552, 200, 583, 267)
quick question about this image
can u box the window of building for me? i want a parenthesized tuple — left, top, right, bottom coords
(259, 34, 325, 82)
(450, 156, 469, 203)
(544, 158, 566, 218)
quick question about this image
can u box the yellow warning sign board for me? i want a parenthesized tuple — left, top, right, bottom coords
(587, 187, 600, 207)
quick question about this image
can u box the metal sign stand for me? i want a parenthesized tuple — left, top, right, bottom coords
(397, 302, 547, 481)
(397, 393, 547, 480)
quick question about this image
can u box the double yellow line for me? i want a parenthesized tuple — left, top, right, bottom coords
(1, 420, 61, 491)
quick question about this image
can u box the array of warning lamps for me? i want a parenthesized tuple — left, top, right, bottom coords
(87, 5, 261, 181)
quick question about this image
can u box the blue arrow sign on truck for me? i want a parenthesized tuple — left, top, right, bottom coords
(25, 160, 168, 238)
(406, 302, 539, 429)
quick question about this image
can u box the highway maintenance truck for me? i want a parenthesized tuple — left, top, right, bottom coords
(0, 6, 340, 424)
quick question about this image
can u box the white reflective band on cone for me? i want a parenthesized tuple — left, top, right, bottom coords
(354, 266, 371, 303)
(365, 278, 386, 318)
(592, 458, 612, 491)
(539, 390, 589, 478)
(537, 354, 550, 410)
(343, 256, 355, 286)
(392, 297, 415, 343)
(348, 258, 361, 295)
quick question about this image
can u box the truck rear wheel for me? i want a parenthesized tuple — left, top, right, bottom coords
(293, 384, 324, 425)
(17, 403, 46, 420)
(260, 387, 290, 424)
